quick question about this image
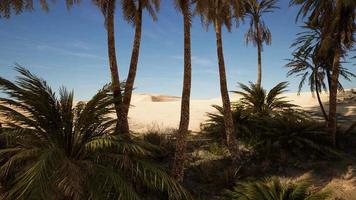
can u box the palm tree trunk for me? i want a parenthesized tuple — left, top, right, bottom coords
(257, 43, 262, 87)
(172, 0, 191, 182)
(214, 20, 240, 164)
(106, 0, 126, 134)
(314, 71, 328, 122)
(255, 20, 262, 87)
(328, 44, 341, 147)
(122, 3, 143, 132)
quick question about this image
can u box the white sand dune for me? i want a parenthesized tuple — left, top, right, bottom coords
(128, 91, 356, 133)
(0, 91, 354, 133)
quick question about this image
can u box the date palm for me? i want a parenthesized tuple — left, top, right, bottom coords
(290, 0, 355, 146)
(0, 66, 191, 200)
(93, 0, 160, 135)
(171, 0, 192, 182)
(121, 0, 160, 134)
(286, 54, 355, 122)
(194, 0, 245, 164)
(244, 0, 278, 87)
(286, 22, 355, 121)
(92, 0, 127, 135)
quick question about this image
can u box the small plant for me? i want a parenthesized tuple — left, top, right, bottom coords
(233, 82, 297, 117)
(224, 176, 330, 200)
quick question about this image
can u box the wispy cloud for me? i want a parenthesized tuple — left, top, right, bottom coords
(171, 55, 215, 67)
(36, 45, 105, 60)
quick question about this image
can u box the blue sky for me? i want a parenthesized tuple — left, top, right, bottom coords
(0, 0, 355, 100)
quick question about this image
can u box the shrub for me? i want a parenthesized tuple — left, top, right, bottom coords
(224, 176, 330, 200)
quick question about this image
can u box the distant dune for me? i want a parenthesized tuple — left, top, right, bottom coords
(0, 90, 354, 133)
(127, 90, 356, 133)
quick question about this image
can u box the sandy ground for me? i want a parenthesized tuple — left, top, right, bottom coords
(128, 91, 356, 133)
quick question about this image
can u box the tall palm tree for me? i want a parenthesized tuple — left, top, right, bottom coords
(194, 0, 245, 163)
(286, 54, 355, 122)
(92, 0, 128, 134)
(93, 0, 160, 135)
(0, 66, 191, 200)
(287, 22, 355, 121)
(121, 0, 160, 133)
(244, 0, 278, 87)
(290, 0, 355, 146)
(171, 0, 192, 182)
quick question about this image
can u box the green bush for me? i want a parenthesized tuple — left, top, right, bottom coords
(202, 82, 341, 161)
(224, 176, 330, 200)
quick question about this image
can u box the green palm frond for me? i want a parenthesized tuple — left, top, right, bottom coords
(244, 0, 278, 48)
(0, 66, 191, 199)
(193, 0, 245, 32)
(0, 0, 80, 18)
(233, 82, 296, 116)
(224, 176, 330, 200)
(286, 22, 355, 94)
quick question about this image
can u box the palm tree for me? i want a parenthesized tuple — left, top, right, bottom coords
(224, 177, 330, 200)
(93, 0, 160, 135)
(286, 54, 355, 122)
(0, 66, 191, 200)
(171, 0, 192, 182)
(287, 22, 356, 122)
(244, 0, 278, 87)
(233, 82, 296, 116)
(194, 0, 245, 164)
(290, 0, 355, 146)
(121, 0, 160, 133)
(92, 0, 128, 135)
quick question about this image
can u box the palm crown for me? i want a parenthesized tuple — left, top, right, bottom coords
(233, 82, 296, 116)
(244, 0, 278, 47)
(193, 0, 245, 31)
(0, 66, 191, 200)
(286, 22, 355, 94)
(0, 0, 80, 18)
(121, 0, 160, 24)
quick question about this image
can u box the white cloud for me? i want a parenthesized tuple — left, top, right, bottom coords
(36, 45, 105, 60)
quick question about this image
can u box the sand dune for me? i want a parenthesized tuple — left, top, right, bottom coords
(0, 91, 354, 133)
(128, 90, 356, 133)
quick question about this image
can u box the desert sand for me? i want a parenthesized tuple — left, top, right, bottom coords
(128, 90, 356, 133)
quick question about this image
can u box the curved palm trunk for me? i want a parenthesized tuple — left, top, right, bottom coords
(328, 46, 340, 147)
(122, 4, 143, 132)
(106, 0, 126, 134)
(255, 19, 262, 87)
(172, 0, 191, 182)
(314, 71, 328, 122)
(215, 21, 240, 164)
